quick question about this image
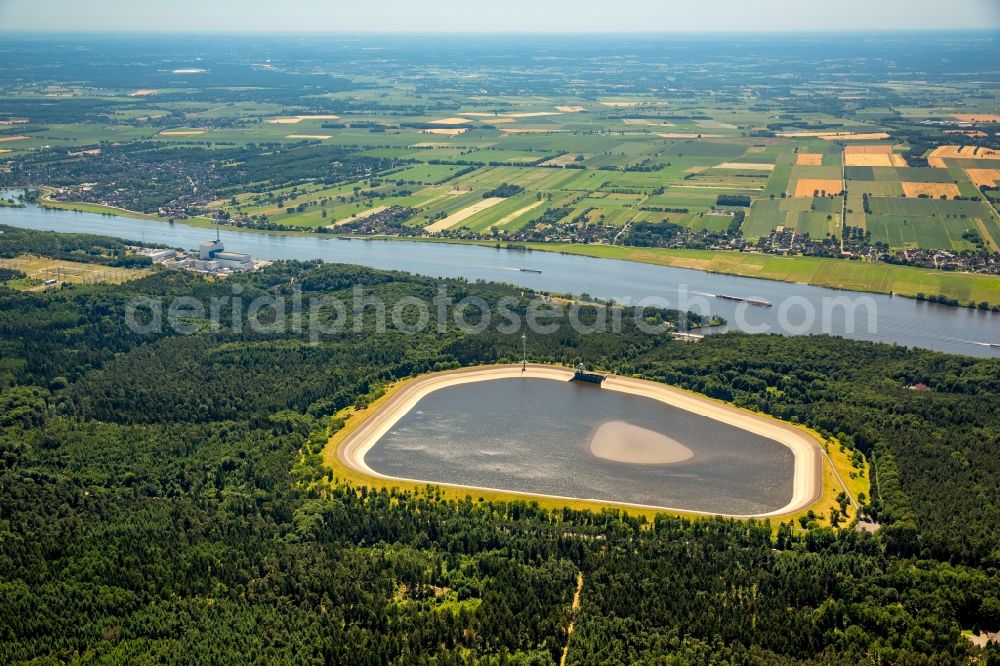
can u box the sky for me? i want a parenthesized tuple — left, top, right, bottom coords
(1, 0, 999, 33)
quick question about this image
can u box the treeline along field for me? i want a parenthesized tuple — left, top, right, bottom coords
(1, 228, 1000, 662)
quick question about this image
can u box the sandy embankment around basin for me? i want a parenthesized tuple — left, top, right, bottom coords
(336, 364, 823, 519)
(600, 374, 822, 518)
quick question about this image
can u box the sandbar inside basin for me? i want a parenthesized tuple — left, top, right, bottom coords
(590, 421, 694, 464)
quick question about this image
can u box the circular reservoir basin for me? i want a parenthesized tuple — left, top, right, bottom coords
(362, 373, 799, 516)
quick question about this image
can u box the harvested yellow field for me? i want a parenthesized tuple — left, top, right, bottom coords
(491, 200, 546, 229)
(793, 178, 843, 198)
(824, 132, 891, 141)
(844, 144, 892, 154)
(333, 206, 387, 227)
(974, 219, 1000, 252)
(795, 153, 824, 166)
(429, 117, 472, 125)
(944, 129, 987, 138)
(0, 254, 150, 287)
(540, 153, 585, 167)
(286, 134, 331, 140)
(266, 114, 340, 124)
(421, 128, 468, 136)
(842, 145, 907, 165)
(901, 182, 961, 198)
(928, 145, 1000, 160)
(159, 130, 206, 135)
(714, 162, 774, 171)
(0, 149, 12, 154)
(965, 169, 1000, 188)
(0, 119, 28, 125)
(505, 111, 562, 118)
(425, 197, 506, 233)
(952, 114, 1000, 123)
(656, 132, 723, 139)
(0, 135, 28, 143)
(128, 89, 159, 96)
(844, 153, 894, 167)
(556, 105, 587, 113)
(500, 128, 567, 134)
(928, 145, 1000, 168)
(778, 131, 843, 138)
(623, 118, 674, 126)
(777, 131, 890, 140)
(414, 189, 468, 209)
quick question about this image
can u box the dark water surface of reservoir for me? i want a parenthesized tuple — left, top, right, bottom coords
(366, 377, 794, 515)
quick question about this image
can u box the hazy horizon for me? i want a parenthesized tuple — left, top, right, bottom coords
(2, 0, 999, 33)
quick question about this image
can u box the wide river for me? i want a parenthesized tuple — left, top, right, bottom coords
(1, 203, 998, 357)
(366, 377, 794, 515)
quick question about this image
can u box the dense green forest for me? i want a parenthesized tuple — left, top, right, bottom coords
(0, 225, 153, 267)
(1, 228, 999, 663)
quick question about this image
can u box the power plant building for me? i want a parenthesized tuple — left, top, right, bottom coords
(196, 224, 253, 272)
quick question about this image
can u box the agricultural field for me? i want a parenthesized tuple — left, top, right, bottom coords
(2, 32, 1000, 287)
(0, 254, 151, 288)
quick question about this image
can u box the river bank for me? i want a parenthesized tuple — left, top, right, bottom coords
(23, 189, 1000, 308)
(2, 199, 998, 356)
